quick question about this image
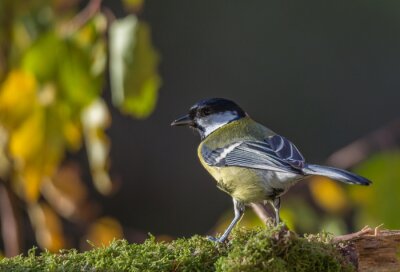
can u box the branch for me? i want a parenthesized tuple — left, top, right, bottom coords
(250, 203, 275, 224)
(0, 181, 21, 257)
(60, 0, 102, 36)
(326, 119, 400, 169)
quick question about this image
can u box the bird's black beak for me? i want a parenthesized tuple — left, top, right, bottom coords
(171, 114, 194, 126)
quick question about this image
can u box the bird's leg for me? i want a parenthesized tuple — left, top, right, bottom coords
(208, 199, 245, 243)
(270, 197, 281, 225)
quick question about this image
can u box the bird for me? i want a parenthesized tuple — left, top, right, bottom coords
(171, 98, 371, 243)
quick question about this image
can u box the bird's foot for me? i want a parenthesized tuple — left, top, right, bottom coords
(207, 236, 226, 243)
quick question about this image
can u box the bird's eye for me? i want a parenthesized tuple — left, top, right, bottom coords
(201, 108, 211, 116)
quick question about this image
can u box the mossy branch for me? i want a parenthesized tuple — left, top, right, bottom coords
(0, 226, 360, 272)
(1, 225, 399, 271)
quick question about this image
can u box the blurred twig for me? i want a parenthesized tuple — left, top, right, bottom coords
(326, 119, 400, 169)
(250, 203, 274, 225)
(250, 203, 288, 230)
(0, 180, 21, 257)
(61, 0, 102, 35)
(101, 7, 116, 25)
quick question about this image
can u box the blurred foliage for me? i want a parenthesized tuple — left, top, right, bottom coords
(282, 149, 400, 234)
(28, 202, 66, 252)
(109, 15, 161, 119)
(84, 217, 124, 248)
(309, 177, 349, 214)
(281, 197, 319, 233)
(350, 151, 400, 229)
(0, 0, 160, 254)
(0, 228, 355, 272)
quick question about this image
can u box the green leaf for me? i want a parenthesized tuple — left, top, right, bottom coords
(58, 41, 103, 108)
(109, 15, 161, 119)
(22, 32, 62, 82)
(350, 151, 400, 229)
(22, 31, 103, 108)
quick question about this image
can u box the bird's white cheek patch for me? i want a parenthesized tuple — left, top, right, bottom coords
(198, 111, 238, 137)
(200, 122, 224, 138)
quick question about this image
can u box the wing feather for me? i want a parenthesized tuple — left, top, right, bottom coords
(268, 135, 305, 168)
(202, 135, 305, 173)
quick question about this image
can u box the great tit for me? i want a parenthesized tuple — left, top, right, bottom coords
(171, 98, 371, 242)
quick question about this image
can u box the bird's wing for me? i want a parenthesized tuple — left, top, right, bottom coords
(266, 134, 305, 169)
(201, 135, 305, 173)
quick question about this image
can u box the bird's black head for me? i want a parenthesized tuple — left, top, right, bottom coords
(171, 98, 247, 139)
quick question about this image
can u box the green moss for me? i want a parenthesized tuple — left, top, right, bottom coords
(0, 227, 354, 272)
(215, 228, 353, 272)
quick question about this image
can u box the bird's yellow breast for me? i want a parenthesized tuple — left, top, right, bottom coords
(199, 159, 271, 203)
(197, 117, 278, 203)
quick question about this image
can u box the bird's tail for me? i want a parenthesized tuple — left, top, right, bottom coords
(303, 164, 372, 186)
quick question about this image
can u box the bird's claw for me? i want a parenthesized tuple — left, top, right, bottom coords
(207, 236, 224, 243)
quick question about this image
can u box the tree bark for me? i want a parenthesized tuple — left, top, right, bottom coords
(336, 229, 400, 272)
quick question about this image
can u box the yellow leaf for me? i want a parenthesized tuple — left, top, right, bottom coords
(28, 203, 66, 252)
(9, 106, 65, 202)
(22, 163, 45, 202)
(9, 106, 44, 161)
(85, 217, 123, 248)
(309, 176, 348, 213)
(41, 163, 89, 220)
(0, 70, 37, 128)
(63, 121, 82, 150)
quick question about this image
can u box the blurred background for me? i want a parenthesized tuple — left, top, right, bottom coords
(0, 0, 400, 257)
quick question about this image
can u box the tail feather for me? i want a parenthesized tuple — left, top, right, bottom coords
(303, 164, 372, 186)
